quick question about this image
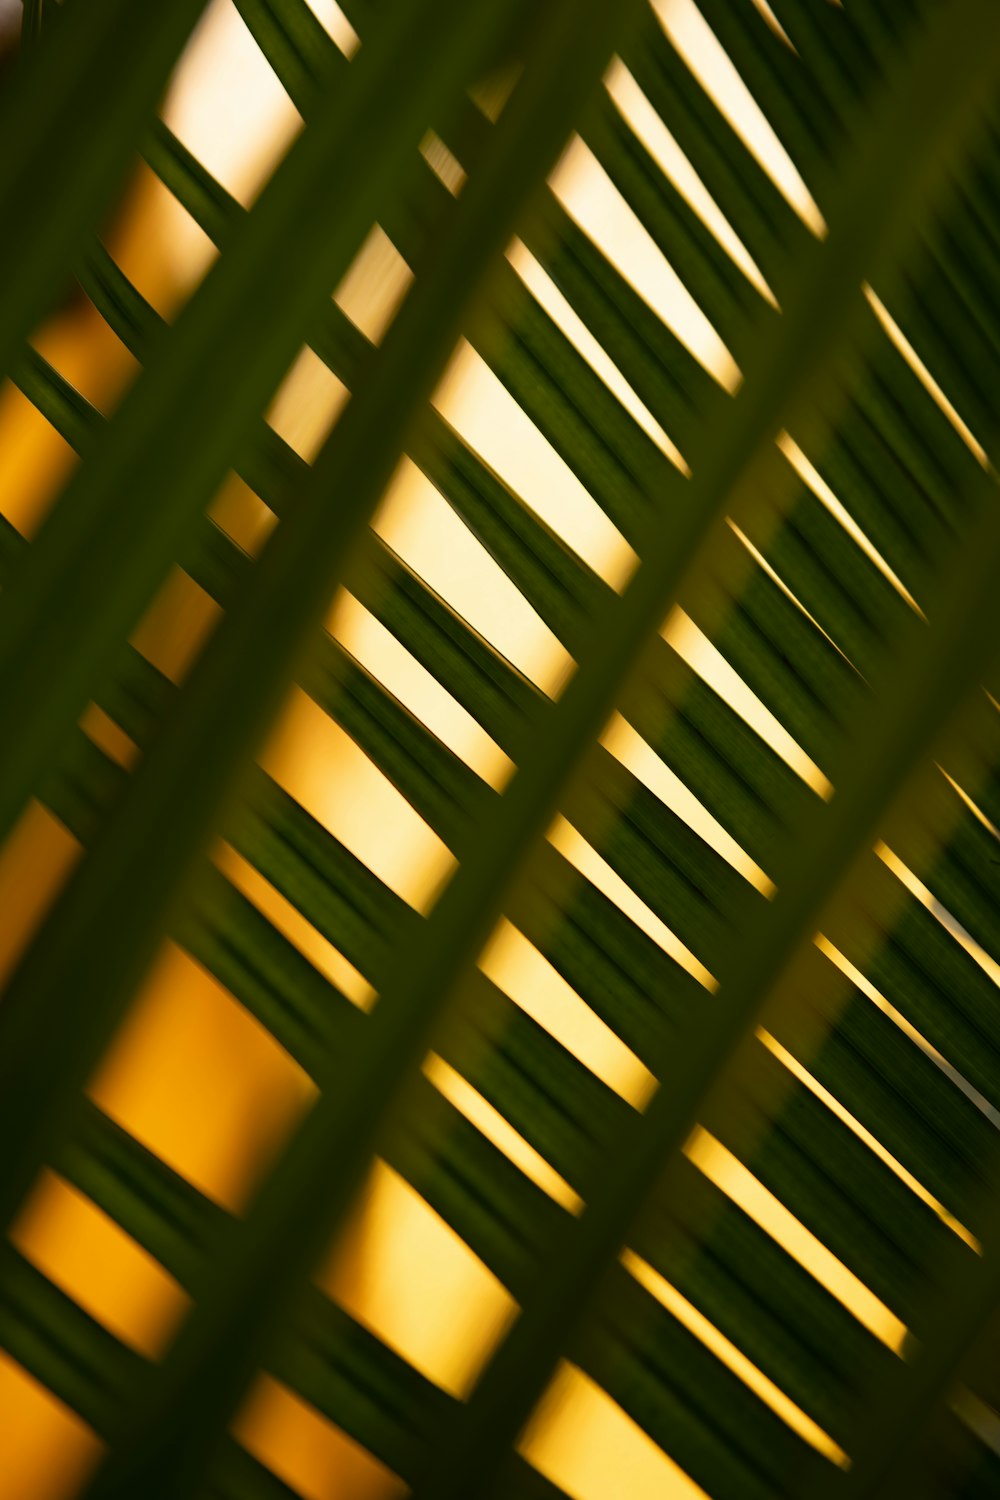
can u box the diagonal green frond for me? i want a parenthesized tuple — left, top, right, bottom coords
(0, 0, 515, 851)
(0, 0, 207, 377)
(4, 2, 1000, 1497)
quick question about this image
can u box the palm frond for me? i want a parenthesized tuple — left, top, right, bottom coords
(3, 1, 1000, 1498)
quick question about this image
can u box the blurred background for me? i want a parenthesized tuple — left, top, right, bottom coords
(0, 3, 991, 1497)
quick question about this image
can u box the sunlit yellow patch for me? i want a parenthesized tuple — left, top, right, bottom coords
(371, 456, 573, 695)
(758, 1030, 980, 1249)
(621, 1248, 849, 1466)
(89, 942, 315, 1212)
(602, 711, 773, 893)
(0, 1352, 103, 1500)
(0, 379, 77, 538)
(78, 704, 140, 771)
(877, 842, 1000, 989)
(747, 0, 796, 46)
(234, 1375, 405, 1500)
(864, 287, 989, 468)
(940, 768, 1000, 842)
(161, 0, 358, 282)
(420, 130, 467, 195)
(319, 1160, 517, 1397)
(519, 1363, 710, 1500)
(0, 284, 138, 530)
(129, 567, 223, 685)
(551, 137, 740, 391)
(777, 433, 923, 615)
(327, 590, 514, 789)
(265, 345, 349, 462)
(0, 272, 141, 537)
(479, 917, 657, 1107)
(213, 840, 376, 1010)
(423, 1054, 584, 1213)
(604, 60, 776, 303)
(112, 162, 216, 309)
(0, 802, 81, 995)
(11, 1171, 190, 1359)
(815, 936, 1000, 1129)
(301, 0, 359, 56)
(548, 814, 717, 990)
(663, 606, 833, 796)
(164, 0, 302, 213)
(334, 225, 413, 345)
(434, 340, 638, 588)
(728, 519, 853, 666)
(506, 236, 686, 468)
(651, 0, 825, 235)
(684, 1127, 908, 1351)
(260, 687, 455, 912)
(207, 471, 276, 555)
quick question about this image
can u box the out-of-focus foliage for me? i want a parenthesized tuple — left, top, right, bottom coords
(1, 2, 1000, 1497)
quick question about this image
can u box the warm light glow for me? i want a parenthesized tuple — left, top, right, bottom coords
(547, 813, 718, 990)
(747, 0, 795, 47)
(371, 456, 574, 696)
(777, 433, 923, 615)
(0, 802, 81, 993)
(259, 686, 456, 913)
(621, 1248, 850, 1466)
(265, 345, 349, 463)
(423, 1054, 584, 1213)
(604, 60, 776, 304)
(876, 842, 1000, 990)
(334, 226, 413, 344)
(208, 471, 276, 555)
(89, 942, 315, 1212)
(128, 567, 223, 685)
(757, 1030, 980, 1250)
(651, 0, 825, 235)
(11, 1171, 190, 1358)
(684, 1127, 908, 1351)
(479, 917, 658, 1107)
(519, 1363, 711, 1500)
(940, 768, 1000, 842)
(78, 704, 141, 770)
(213, 840, 377, 1010)
(602, 711, 774, 893)
(159, 0, 358, 284)
(319, 1160, 518, 1398)
(950, 1387, 1000, 1461)
(816, 936, 1000, 1129)
(0, 282, 140, 536)
(326, 590, 514, 789)
(234, 1375, 406, 1500)
(663, 606, 833, 796)
(163, 0, 303, 215)
(433, 340, 638, 588)
(0, 374, 79, 538)
(550, 137, 741, 391)
(728, 519, 854, 666)
(0, 1352, 103, 1500)
(864, 286, 989, 468)
(420, 130, 467, 195)
(301, 0, 359, 56)
(506, 236, 687, 468)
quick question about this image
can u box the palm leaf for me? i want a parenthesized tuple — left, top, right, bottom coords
(0, 0, 208, 371)
(3, 1, 1000, 1498)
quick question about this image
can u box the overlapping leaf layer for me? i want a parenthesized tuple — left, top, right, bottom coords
(2, 2, 1000, 1497)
